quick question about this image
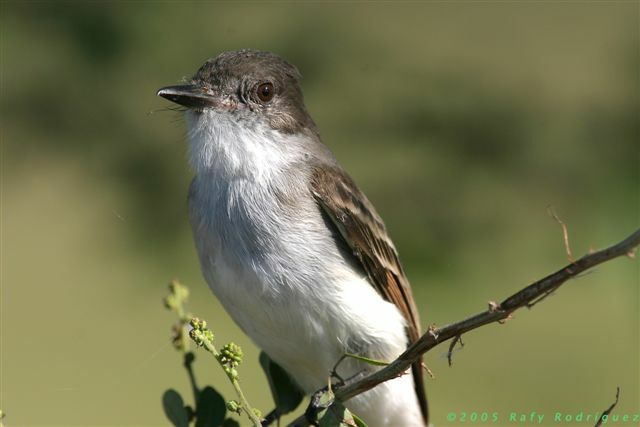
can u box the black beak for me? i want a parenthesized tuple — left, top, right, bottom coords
(156, 84, 220, 109)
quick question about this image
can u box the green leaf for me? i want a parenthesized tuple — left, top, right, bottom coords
(162, 389, 189, 427)
(221, 419, 241, 427)
(259, 352, 304, 415)
(317, 400, 359, 427)
(317, 388, 334, 407)
(352, 413, 368, 427)
(195, 386, 226, 427)
(343, 353, 389, 367)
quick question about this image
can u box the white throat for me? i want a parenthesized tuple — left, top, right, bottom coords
(185, 110, 301, 183)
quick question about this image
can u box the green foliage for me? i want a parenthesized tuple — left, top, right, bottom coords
(183, 316, 261, 425)
(318, 402, 360, 427)
(312, 388, 367, 427)
(352, 413, 368, 427)
(162, 281, 248, 427)
(342, 353, 389, 367)
(163, 281, 372, 427)
(162, 389, 189, 427)
(162, 381, 232, 427)
(195, 387, 227, 427)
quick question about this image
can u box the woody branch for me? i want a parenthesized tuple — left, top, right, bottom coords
(290, 228, 640, 426)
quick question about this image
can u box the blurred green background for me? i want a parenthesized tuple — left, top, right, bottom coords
(2, 2, 638, 426)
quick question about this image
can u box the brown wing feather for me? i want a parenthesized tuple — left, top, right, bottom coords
(310, 166, 429, 425)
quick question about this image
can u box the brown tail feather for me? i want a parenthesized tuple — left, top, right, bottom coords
(412, 357, 429, 426)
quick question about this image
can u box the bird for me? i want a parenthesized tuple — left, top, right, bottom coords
(157, 49, 428, 427)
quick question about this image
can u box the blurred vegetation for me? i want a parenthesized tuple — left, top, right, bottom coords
(161, 280, 245, 427)
(2, 2, 638, 426)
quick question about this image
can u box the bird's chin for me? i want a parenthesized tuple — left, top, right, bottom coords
(187, 105, 236, 118)
(185, 108, 241, 140)
(186, 105, 219, 116)
(185, 107, 226, 124)
(184, 109, 200, 125)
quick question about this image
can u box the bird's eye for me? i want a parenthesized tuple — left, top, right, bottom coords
(256, 82, 274, 102)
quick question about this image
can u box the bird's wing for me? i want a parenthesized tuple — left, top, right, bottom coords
(310, 165, 428, 425)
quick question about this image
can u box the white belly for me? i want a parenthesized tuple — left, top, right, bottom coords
(184, 109, 423, 425)
(188, 175, 423, 426)
(206, 251, 408, 391)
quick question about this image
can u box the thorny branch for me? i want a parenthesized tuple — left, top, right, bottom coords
(286, 228, 640, 427)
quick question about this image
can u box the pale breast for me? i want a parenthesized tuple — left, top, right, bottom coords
(188, 174, 408, 392)
(184, 109, 408, 394)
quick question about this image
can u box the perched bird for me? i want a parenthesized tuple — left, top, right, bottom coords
(157, 49, 428, 426)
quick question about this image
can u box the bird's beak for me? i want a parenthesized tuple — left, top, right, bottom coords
(156, 84, 222, 109)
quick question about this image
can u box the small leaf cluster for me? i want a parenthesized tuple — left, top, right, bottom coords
(162, 281, 242, 427)
(218, 343, 243, 380)
(165, 280, 192, 351)
(189, 317, 215, 350)
(164, 279, 190, 313)
(162, 280, 369, 427)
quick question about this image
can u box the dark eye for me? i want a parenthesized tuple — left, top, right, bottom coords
(256, 82, 274, 102)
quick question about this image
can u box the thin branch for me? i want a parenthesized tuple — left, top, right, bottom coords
(328, 228, 640, 410)
(190, 321, 263, 427)
(595, 387, 620, 427)
(548, 206, 574, 261)
(183, 352, 199, 409)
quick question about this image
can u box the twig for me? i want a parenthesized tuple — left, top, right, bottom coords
(548, 206, 574, 262)
(595, 387, 620, 427)
(183, 352, 199, 407)
(327, 228, 640, 412)
(421, 362, 435, 379)
(446, 335, 463, 367)
(190, 320, 263, 427)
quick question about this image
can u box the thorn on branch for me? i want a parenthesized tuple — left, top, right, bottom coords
(488, 301, 511, 323)
(421, 362, 435, 379)
(547, 205, 574, 262)
(447, 335, 464, 367)
(394, 369, 411, 379)
(427, 324, 439, 340)
(497, 315, 513, 324)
